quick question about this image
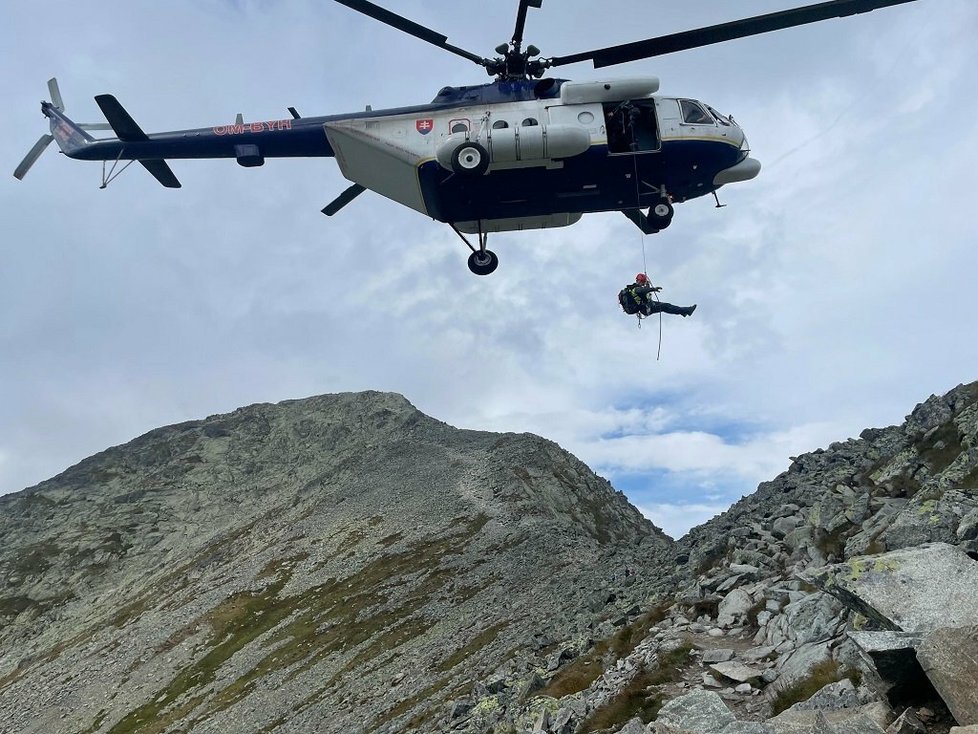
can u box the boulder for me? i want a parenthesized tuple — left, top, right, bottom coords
(767, 709, 833, 734)
(718, 588, 756, 627)
(881, 490, 976, 550)
(773, 516, 803, 539)
(619, 717, 650, 734)
(802, 543, 978, 633)
(655, 690, 737, 734)
(916, 625, 978, 726)
(885, 708, 925, 734)
(710, 661, 766, 685)
(959, 509, 978, 541)
(723, 723, 776, 734)
(768, 708, 886, 734)
(848, 632, 922, 686)
(702, 649, 736, 664)
(774, 643, 833, 692)
(785, 680, 861, 713)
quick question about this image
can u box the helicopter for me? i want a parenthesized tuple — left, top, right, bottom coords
(14, 0, 920, 275)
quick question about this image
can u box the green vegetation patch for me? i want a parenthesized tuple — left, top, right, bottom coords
(538, 604, 673, 700)
(0, 596, 35, 618)
(435, 621, 509, 672)
(610, 604, 671, 658)
(338, 528, 368, 554)
(770, 660, 861, 715)
(916, 421, 964, 474)
(11, 540, 61, 577)
(955, 463, 978, 489)
(379, 676, 450, 731)
(378, 531, 405, 547)
(108, 515, 491, 732)
(578, 642, 693, 734)
(815, 523, 852, 559)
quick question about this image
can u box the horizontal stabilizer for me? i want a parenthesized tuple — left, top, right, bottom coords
(94, 94, 149, 142)
(139, 159, 181, 188)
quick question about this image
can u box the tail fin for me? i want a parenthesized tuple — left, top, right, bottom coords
(44, 102, 94, 154)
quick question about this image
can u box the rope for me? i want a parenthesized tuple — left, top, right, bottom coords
(630, 148, 663, 360)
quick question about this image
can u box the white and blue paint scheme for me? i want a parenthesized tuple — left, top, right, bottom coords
(13, 0, 918, 274)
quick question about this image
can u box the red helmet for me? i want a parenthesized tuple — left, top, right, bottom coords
(635, 273, 649, 284)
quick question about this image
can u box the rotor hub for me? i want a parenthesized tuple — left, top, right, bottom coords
(484, 42, 550, 80)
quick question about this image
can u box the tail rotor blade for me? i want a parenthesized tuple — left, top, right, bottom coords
(47, 78, 65, 111)
(13, 134, 54, 180)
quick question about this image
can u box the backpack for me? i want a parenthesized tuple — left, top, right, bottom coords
(618, 286, 641, 315)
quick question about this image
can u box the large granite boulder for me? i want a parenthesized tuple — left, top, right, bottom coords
(654, 690, 736, 733)
(916, 625, 978, 726)
(801, 543, 978, 633)
(881, 490, 978, 550)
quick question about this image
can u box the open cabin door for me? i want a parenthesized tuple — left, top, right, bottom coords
(604, 100, 660, 155)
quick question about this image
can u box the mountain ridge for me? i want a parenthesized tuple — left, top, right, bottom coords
(0, 390, 674, 734)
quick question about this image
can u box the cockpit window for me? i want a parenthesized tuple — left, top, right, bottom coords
(706, 105, 731, 126)
(680, 100, 714, 125)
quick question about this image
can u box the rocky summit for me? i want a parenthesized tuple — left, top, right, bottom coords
(1, 383, 977, 734)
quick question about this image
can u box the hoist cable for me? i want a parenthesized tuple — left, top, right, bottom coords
(630, 148, 663, 360)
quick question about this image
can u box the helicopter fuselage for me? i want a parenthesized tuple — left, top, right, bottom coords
(49, 77, 759, 234)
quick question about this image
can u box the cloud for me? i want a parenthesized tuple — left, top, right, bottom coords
(637, 502, 732, 541)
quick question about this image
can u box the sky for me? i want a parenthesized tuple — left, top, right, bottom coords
(2, 1, 976, 539)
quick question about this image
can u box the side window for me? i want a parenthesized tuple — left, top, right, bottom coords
(449, 119, 471, 134)
(492, 120, 509, 129)
(521, 117, 539, 127)
(680, 100, 713, 125)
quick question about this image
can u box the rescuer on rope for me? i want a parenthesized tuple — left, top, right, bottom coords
(618, 273, 696, 319)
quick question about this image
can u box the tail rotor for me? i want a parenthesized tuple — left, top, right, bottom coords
(13, 77, 112, 180)
(13, 134, 55, 180)
(47, 77, 65, 112)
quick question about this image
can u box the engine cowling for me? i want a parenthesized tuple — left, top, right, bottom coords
(435, 124, 591, 174)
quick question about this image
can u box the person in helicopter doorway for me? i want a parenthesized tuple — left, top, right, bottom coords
(619, 273, 697, 318)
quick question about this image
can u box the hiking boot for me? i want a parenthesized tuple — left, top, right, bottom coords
(682, 304, 697, 317)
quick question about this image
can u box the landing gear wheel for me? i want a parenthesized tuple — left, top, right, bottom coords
(650, 200, 674, 229)
(452, 142, 490, 176)
(652, 201, 673, 219)
(467, 249, 498, 276)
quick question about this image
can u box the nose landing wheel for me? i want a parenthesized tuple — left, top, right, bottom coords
(451, 223, 499, 276)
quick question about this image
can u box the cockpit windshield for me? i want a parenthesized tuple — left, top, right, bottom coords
(706, 105, 733, 127)
(680, 99, 713, 125)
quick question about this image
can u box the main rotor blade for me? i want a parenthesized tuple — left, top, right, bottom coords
(47, 78, 65, 111)
(333, 0, 486, 65)
(550, 0, 920, 69)
(512, 0, 543, 47)
(322, 183, 366, 216)
(13, 134, 54, 180)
